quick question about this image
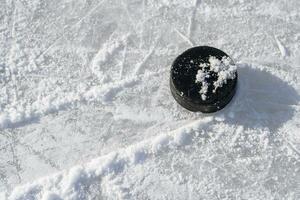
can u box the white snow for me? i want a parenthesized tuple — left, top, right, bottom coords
(1, 0, 300, 199)
(195, 56, 237, 99)
(209, 56, 237, 92)
(195, 68, 209, 100)
(91, 34, 129, 83)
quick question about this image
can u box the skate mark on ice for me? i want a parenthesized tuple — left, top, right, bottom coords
(174, 28, 194, 47)
(120, 0, 140, 36)
(9, 138, 22, 183)
(0, 70, 166, 130)
(133, 39, 158, 75)
(7, 117, 215, 200)
(187, 0, 201, 38)
(283, 137, 300, 158)
(35, 0, 107, 60)
(274, 36, 289, 57)
(119, 44, 127, 80)
(18, 142, 60, 170)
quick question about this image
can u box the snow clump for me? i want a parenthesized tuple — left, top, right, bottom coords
(195, 56, 237, 100)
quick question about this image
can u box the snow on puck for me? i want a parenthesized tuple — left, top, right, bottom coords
(170, 46, 238, 113)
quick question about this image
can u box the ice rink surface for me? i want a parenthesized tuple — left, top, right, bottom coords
(0, 0, 300, 199)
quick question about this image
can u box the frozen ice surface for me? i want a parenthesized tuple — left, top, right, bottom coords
(1, 0, 300, 199)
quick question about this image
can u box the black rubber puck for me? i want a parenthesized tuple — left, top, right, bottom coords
(170, 46, 238, 113)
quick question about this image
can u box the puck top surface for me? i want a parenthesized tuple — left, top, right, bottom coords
(170, 46, 237, 112)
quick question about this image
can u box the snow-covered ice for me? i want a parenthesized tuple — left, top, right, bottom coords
(1, 0, 300, 199)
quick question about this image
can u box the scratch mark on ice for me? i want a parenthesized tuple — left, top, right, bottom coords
(0, 70, 166, 130)
(174, 28, 194, 47)
(134, 40, 158, 75)
(187, 0, 201, 38)
(8, 117, 214, 200)
(230, 126, 243, 147)
(19, 142, 60, 170)
(35, 0, 107, 60)
(275, 36, 289, 57)
(284, 138, 300, 157)
(119, 44, 127, 79)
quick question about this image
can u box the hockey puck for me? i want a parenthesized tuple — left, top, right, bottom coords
(170, 46, 238, 113)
